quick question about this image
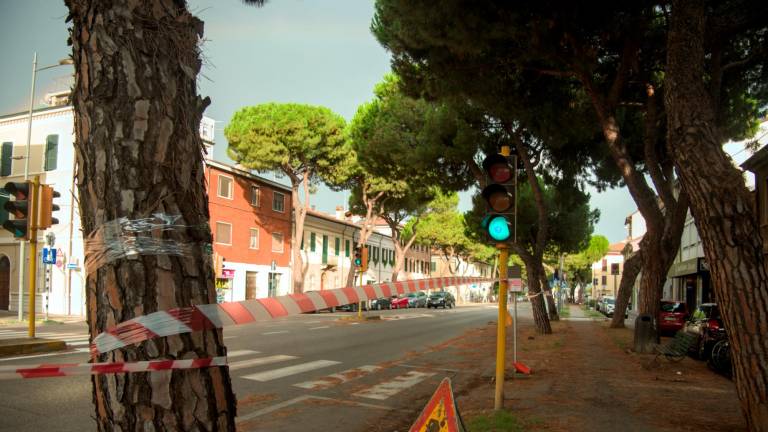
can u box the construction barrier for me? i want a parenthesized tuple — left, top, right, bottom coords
(91, 276, 492, 355)
(0, 357, 227, 380)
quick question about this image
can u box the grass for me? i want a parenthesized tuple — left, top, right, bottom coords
(465, 410, 525, 432)
(580, 306, 604, 319)
(559, 306, 571, 318)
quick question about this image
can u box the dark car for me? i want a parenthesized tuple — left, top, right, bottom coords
(370, 297, 394, 310)
(684, 303, 724, 359)
(407, 291, 427, 308)
(658, 301, 688, 335)
(427, 291, 455, 309)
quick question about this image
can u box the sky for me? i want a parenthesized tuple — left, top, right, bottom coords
(0, 0, 720, 245)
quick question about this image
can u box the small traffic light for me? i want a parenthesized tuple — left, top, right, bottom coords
(480, 151, 514, 242)
(38, 185, 60, 229)
(2, 181, 32, 240)
(354, 247, 362, 267)
(360, 246, 369, 272)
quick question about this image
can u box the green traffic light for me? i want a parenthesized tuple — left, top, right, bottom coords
(487, 215, 511, 241)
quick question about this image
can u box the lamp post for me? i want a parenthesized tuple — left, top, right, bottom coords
(16, 52, 73, 323)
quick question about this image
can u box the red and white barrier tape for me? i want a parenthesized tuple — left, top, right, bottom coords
(0, 356, 227, 380)
(92, 276, 492, 355)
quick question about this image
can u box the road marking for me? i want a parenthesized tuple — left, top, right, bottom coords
(237, 395, 391, 422)
(66, 340, 90, 347)
(308, 326, 329, 330)
(0, 347, 90, 362)
(262, 331, 289, 335)
(398, 364, 460, 373)
(293, 365, 382, 390)
(241, 360, 340, 382)
(229, 355, 297, 371)
(353, 371, 436, 400)
(305, 321, 323, 324)
(349, 322, 360, 325)
(227, 350, 259, 358)
(381, 314, 434, 321)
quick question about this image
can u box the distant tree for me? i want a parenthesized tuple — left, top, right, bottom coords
(414, 192, 468, 274)
(561, 235, 611, 300)
(225, 103, 347, 293)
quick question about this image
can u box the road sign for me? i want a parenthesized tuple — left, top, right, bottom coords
(66, 263, 79, 270)
(42, 247, 56, 265)
(509, 278, 523, 292)
(409, 378, 463, 432)
(221, 269, 235, 279)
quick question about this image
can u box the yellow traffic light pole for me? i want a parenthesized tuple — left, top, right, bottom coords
(494, 145, 512, 410)
(28, 176, 40, 338)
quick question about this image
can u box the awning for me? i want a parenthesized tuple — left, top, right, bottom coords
(668, 257, 708, 278)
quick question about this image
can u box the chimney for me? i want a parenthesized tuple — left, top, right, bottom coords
(335, 205, 344, 220)
(44, 90, 72, 107)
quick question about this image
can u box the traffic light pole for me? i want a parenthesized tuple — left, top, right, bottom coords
(27, 176, 40, 338)
(494, 244, 509, 410)
(357, 271, 363, 320)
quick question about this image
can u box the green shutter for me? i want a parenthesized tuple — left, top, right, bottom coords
(1, 142, 12, 177)
(431, 262, 436, 272)
(0, 193, 8, 226)
(335, 237, 340, 256)
(44, 135, 58, 171)
(345, 239, 350, 257)
(310, 232, 316, 252)
(322, 235, 328, 264)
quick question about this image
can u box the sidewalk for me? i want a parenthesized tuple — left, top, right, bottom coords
(0, 310, 86, 326)
(446, 304, 745, 431)
(0, 310, 87, 357)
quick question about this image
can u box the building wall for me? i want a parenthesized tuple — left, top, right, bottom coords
(206, 163, 292, 300)
(430, 253, 493, 302)
(591, 252, 624, 299)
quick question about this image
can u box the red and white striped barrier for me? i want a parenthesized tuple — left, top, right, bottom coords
(92, 276, 492, 355)
(0, 357, 227, 380)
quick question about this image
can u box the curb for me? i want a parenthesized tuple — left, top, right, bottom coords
(0, 338, 68, 358)
(337, 315, 382, 322)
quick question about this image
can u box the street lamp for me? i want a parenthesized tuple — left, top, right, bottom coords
(16, 52, 73, 322)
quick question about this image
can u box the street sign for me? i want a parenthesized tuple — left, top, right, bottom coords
(509, 278, 523, 292)
(42, 247, 56, 265)
(66, 263, 79, 270)
(409, 378, 463, 432)
(221, 269, 235, 279)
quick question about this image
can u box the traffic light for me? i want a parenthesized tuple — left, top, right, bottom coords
(354, 247, 362, 267)
(38, 185, 60, 229)
(480, 151, 514, 242)
(2, 181, 32, 240)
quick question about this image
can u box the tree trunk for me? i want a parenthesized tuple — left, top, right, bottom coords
(66, 1, 236, 429)
(526, 264, 552, 334)
(540, 267, 559, 321)
(291, 188, 305, 293)
(666, 1, 768, 428)
(611, 251, 642, 328)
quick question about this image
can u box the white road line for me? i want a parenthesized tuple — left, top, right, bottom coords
(0, 347, 90, 362)
(308, 326, 329, 330)
(241, 360, 340, 382)
(229, 355, 297, 371)
(353, 371, 436, 400)
(237, 395, 391, 421)
(304, 321, 322, 324)
(293, 365, 382, 390)
(262, 331, 289, 335)
(66, 341, 90, 347)
(227, 350, 259, 358)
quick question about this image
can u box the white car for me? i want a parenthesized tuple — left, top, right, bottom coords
(602, 296, 616, 316)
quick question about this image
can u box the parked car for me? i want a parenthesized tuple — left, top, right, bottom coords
(601, 296, 616, 316)
(337, 301, 368, 312)
(658, 300, 688, 335)
(427, 291, 455, 309)
(370, 296, 394, 310)
(391, 295, 410, 309)
(684, 303, 724, 359)
(407, 291, 427, 308)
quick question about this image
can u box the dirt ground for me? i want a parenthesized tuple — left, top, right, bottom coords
(382, 304, 745, 432)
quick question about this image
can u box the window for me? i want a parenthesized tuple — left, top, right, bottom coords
(273, 191, 285, 212)
(335, 237, 340, 256)
(217, 175, 233, 199)
(345, 239, 350, 257)
(1, 142, 12, 177)
(215, 222, 232, 245)
(310, 232, 316, 252)
(249, 228, 259, 249)
(601, 259, 607, 272)
(601, 275, 607, 286)
(44, 134, 58, 171)
(431, 262, 436, 272)
(272, 232, 284, 252)
(250, 185, 260, 207)
(322, 235, 328, 264)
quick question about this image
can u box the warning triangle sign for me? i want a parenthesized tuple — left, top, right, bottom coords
(409, 377, 463, 432)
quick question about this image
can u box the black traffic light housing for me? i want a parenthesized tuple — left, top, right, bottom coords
(480, 151, 515, 242)
(2, 181, 32, 240)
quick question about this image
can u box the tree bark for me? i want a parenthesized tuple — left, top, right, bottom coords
(291, 182, 306, 293)
(611, 251, 642, 328)
(524, 261, 551, 334)
(666, 1, 768, 428)
(540, 267, 559, 321)
(66, 1, 236, 429)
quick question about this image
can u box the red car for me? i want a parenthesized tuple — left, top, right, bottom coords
(659, 301, 688, 334)
(391, 295, 409, 309)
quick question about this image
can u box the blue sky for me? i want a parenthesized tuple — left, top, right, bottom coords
(0, 0, 641, 243)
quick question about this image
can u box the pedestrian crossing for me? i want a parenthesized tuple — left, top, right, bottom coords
(0, 328, 90, 347)
(227, 349, 438, 402)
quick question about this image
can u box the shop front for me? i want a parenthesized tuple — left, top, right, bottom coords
(667, 257, 712, 308)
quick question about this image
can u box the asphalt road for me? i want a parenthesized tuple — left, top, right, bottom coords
(0, 304, 503, 432)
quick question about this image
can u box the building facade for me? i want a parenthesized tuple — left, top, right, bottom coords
(590, 242, 627, 300)
(206, 160, 293, 301)
(429, 253, 493, 302)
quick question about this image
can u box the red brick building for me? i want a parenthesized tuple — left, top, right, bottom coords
(205, 160, 292, 301)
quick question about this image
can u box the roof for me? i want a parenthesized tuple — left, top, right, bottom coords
(205, 159, 292, 193)
(306, 209, 361, 231)
(608, 242, 627, 254)
(742, 144, 768, 172)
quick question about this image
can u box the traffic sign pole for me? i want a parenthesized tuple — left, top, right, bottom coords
(494, 244, 509, 410)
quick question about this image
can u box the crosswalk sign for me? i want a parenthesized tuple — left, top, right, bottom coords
(42, 247, 57, 265)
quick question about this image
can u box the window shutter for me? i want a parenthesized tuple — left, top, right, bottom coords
(44, 135, 58, 171)
(1, 142, 12, 176)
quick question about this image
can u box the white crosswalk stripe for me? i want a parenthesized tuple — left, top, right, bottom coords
(0, 329, 90, 346)
(241, 360, 341, 382)
(352, 371, 436, 400)
(292, 365, 382, 390)
(229, 355, 298, 371)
